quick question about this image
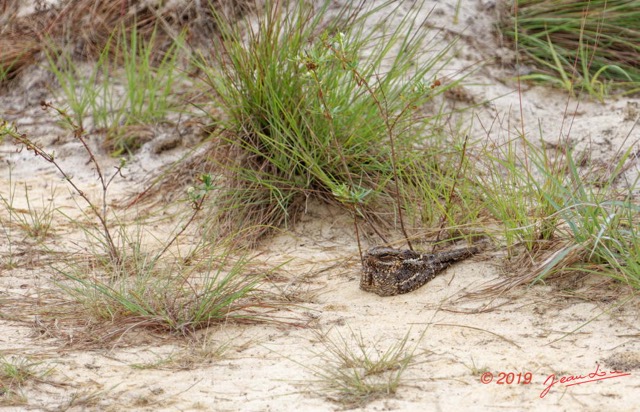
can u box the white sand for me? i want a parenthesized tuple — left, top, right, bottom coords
(1, 1, 639, 410)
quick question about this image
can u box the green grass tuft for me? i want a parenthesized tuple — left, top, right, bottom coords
(474, 131, 640, 292)
(0, 355, 54, 406)
(45, 24, 184, 155)
(56, 251, 267, 336)
(311, 328, 421, 406)
(197, 0, 462, 243)
(501, 0, 640, 99)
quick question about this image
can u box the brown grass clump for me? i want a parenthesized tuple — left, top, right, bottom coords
(0, 1, 49, 80)
(0, 0, 258, 81)
(0, 36, 41, 80)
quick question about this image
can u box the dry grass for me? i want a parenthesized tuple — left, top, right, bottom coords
(0, 0, 48, 80)
(0, 4, 639, 411)
(0, 255, 288, 350)
(0, 37, 40, 81)
(299, 327, 426, 407)
(0, 0, 258, 82)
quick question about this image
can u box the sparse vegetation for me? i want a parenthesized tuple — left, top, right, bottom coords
(2, 102, 213, 272)
(1, 110, 274, 342)
(463, 357, 490, 377)
(56, 251, 267, 336)
(0, 0, 639, 409)
(0, 169, 57, 242)
(45, 25, 184, 154)
(0, 355, 54, 406)
(472, 124, 640, 293)
(130, 332, 236, 370)
(299, 328, 422, 407)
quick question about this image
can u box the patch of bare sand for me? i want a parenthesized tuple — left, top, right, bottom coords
(3, 192, 638, 410)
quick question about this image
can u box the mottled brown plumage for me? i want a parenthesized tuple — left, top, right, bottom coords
(360, 245, 480, 296)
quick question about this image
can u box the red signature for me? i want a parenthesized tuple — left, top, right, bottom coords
(540, 364, 631, 398)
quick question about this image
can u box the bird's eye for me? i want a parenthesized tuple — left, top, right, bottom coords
(377, 254, 398, 261)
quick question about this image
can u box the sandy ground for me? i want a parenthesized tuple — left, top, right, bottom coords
(1, 1, 640, 411)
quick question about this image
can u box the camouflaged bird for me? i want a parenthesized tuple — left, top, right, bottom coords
(360, 245, 480, 296)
